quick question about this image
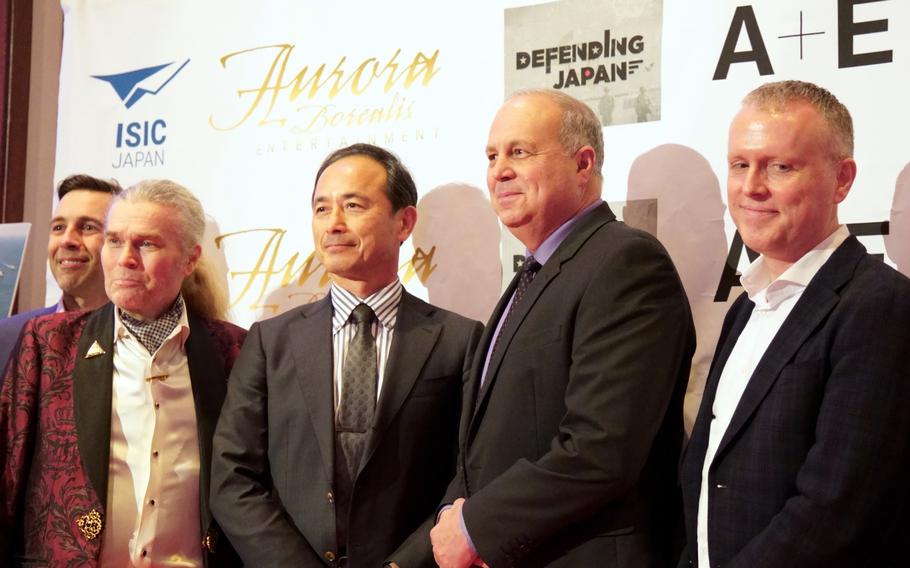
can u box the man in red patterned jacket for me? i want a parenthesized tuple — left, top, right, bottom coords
(0, 179, 245, 567)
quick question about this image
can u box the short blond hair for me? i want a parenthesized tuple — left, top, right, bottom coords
(742, 80, 854, 159)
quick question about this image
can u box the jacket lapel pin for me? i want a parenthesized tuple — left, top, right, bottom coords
(84, 341, 106, 359)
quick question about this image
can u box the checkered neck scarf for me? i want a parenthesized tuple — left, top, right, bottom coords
(119, 296, 185, 354)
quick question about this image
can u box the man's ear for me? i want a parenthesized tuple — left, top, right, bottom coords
(185, 244, 202, 276)
(834, 157, 857, 204)
(397, 205, 418, 243)
(575, 146, 596, 185)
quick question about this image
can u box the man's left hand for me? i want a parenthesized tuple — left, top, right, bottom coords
(431, 498, 478, 568)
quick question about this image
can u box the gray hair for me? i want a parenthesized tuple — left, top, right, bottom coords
(742, 80, 854, 159)
(116, 179, 205, 253)
(114, 179, 228, 320)
(509, 89, 605, 179)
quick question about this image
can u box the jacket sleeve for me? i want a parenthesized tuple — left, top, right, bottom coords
(0, 319, 43, 561)
(389, 319, 484, 568)
(210, 322, 325, 567)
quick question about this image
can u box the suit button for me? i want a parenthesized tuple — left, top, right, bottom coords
(716, 483, 727, 489)
(327, 491, 334, 504)
(324, 551, 336, 562)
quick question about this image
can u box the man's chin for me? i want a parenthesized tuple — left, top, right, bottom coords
(54, 275, 88, 294)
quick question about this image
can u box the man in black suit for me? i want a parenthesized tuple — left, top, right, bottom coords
(430, 89, 695, 567)
(211, 144, 482, 568)
(0, 175, 121, 373)
(680, 80, 910, 566)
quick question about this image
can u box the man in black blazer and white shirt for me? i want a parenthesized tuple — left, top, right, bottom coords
(431, 89, 695, 568)
(681, 80, 910, 567)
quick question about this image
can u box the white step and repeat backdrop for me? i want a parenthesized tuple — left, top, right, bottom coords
(52, 0, 909, 428)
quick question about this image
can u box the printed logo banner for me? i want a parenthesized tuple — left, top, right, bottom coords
(53, 0, 910, 427)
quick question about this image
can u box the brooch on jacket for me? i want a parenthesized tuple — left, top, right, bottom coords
(76, 509, 103, 540)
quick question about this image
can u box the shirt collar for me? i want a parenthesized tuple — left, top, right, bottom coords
(740, 225, 850, 309)
(330, 279, 403, 333)
(113, 296, 191, 349)
(530, 199, 603, 265)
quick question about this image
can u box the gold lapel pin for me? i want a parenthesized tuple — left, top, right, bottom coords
(84, 341, 106, 359)
(202, 529, 218, 553)
(76, 509, 103, 541)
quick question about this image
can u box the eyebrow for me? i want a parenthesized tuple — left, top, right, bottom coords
(486, 139, 535, 153)
(103, 227, 162, 240)
(313, 192, 369, 204)
(50, 215, 105, 226)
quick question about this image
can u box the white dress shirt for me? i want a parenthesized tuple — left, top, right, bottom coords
(697, 225, 849, 567)
(101, 306, 203, 567)
(330, 279, 402, 408)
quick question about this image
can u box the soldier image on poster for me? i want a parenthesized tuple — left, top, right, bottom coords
(599, 86, 615, 125)
(635, 86, 653, 122)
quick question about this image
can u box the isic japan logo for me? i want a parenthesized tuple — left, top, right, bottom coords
(92, 59, 190, 109)
(92, 59, 190, 169)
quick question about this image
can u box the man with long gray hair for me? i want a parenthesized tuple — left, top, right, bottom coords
(0, 179, 245, 567)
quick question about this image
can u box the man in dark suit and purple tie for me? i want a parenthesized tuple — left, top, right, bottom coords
(680, 80, 910, 567)
(431, 89, 695, 568)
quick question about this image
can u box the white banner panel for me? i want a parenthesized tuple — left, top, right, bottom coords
(53, 0, 910, 426)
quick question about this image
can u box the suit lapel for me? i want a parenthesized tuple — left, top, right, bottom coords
(359, 292, 441, 473)
(73, 304, 116, 507)
(460, 290, 508, 448)
(288, 297, 336, 482)
(185, 313, 227, 531)
(470, 258, 560, 424)
(469, 203, 616, 429)
(714, 237, 865, 458)
(687, 294, 753, 458)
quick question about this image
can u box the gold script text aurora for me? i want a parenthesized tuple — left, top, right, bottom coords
(209, 44, 440, 130)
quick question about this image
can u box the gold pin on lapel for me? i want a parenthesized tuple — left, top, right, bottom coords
(202, 529, 218, 553)
(146, 374, 169, 382)
(84, 341, 106, 359)
(76, 509, 103, 540)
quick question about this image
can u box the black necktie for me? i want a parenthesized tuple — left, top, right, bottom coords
(489, 255, 541, 363)
(336, 303, 377, 479)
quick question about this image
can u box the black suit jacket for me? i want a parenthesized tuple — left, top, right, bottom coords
(680, 237, 910, 567)
(445, 203, 695, 567)
(211, 290, 482, 568)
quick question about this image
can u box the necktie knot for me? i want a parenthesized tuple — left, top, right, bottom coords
(351, 303, 375, 326)
(522, 256, 541, 277)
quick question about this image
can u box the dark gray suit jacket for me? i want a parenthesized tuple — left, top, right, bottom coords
(680, 237, 910, 567)
(0, 305, 56, 377)
(211, 290, 482, 568)
(445, 203, 695, 567)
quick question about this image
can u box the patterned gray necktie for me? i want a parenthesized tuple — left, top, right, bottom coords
(336, 303, 377, 478)
(490, 255, 541, 360)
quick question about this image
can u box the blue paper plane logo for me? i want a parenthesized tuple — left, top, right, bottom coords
(92, 59, 190, 109)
